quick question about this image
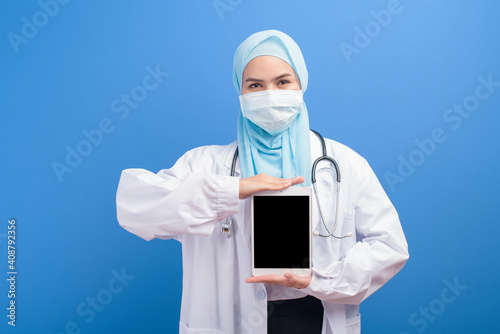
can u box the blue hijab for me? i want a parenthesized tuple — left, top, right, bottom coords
(233, 30, 311, 185)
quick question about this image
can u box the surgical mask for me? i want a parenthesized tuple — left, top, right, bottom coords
(239, 90, 303, 136)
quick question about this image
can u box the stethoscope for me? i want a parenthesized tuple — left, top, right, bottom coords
(220, 130, 352, 239)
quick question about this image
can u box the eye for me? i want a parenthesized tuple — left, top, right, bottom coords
(278, 80, 289, 85)
(249, 83, 261, 88)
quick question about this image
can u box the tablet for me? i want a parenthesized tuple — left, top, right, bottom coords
(251, 186, 312, 277)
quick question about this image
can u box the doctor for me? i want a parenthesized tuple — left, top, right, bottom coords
(116, 30, 409, 334)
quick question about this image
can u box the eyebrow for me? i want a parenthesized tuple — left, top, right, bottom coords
(244, 73, 293, 82)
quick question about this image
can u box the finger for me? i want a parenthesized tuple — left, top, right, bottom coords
(289, 176, 305, 185)
(246, 275, 284, 283)
(246, 275, 289, 285)
(271, 175, 303, 184)
(283, 272, 296, 282)
(269, 180, 292, 191)
(267, 176, 304, 190)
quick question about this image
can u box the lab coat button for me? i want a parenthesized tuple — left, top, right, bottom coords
(256, 290, 266, 300)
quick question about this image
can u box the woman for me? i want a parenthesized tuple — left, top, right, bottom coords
(116, 30, 409, 334)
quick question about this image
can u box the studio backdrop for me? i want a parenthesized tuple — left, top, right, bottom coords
(2, 1, 499, 333)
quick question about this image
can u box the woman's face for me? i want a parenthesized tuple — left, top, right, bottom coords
(241, 55, 301, 95)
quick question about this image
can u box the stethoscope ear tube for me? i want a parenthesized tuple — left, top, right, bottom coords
(221, 147, 238, 238)
(310, 129, 341, 184)
(310, 130, 350, 239)
(311, 156, 341, 184)
(230, 148, 239, 177)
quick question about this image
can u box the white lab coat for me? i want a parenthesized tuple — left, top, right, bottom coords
(116, 131, 409, 334)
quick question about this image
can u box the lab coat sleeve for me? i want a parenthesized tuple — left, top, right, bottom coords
(301, 158, 409, 305)
(116, 149, 240, 241)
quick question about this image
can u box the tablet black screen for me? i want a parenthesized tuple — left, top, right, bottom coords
(253, 195, 310, 269)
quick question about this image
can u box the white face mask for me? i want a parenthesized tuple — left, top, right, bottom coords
(239, 90, 303, 136)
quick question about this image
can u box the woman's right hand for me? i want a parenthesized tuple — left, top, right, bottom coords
(238, 173, 305, 199)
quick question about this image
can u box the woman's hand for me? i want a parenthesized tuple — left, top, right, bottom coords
(239, 174, 305, 199)
(246, 273, 311, 289)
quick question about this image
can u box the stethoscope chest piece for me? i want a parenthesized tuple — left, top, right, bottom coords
(220, 217, 232, 238)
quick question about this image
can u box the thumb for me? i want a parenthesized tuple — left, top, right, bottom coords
(283, 273, 309, 289)
(283, 272, 298, 285)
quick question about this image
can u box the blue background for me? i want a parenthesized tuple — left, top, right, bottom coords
(2, 0, 499, 333)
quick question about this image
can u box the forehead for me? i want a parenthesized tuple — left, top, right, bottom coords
(243, 55, 297, 78)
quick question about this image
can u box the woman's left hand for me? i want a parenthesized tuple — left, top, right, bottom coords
(246, 273, 311, 289)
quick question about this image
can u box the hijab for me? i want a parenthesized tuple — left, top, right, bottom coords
(233, 30, 311, 185)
